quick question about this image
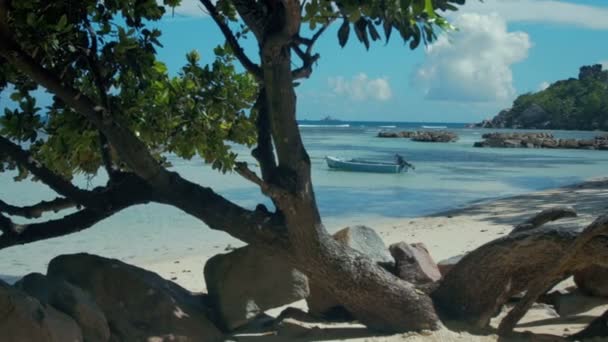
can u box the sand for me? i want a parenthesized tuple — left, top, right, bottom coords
(142, 177, 608, 341)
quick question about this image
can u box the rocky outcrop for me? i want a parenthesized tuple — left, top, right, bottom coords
(473, 132, 608, 150)
(377, 130, 458, 142)
(307, 225, 393, 320)
(204, 245, 309, 330)
(573, 265, 608, 297)
(0, 280, 83, 342)
(14, 272, 110, 342)
(468, 65, 608, 131)
(47, 253, 223, 342)
(389, 242, 441, 286)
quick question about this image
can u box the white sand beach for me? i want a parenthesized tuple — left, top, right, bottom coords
(140, 177, 608, 341)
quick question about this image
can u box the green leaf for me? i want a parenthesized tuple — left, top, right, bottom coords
(368, 22, 381, 41)
(354, 19, 370, 50)
(383, 19, 393, 42)
(57, 15, 68, 29)
(338, 19, 350, 48)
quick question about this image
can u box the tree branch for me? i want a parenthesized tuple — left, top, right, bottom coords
(0, 135, 98, 206)
(510, 206, 577, 235)
(0, 207, 121, 250)
(83, 20, 120, 180)
(98, 131, 119, 179)
(251, 88, 277, 182)
(291, 19, 335, 80)
(235, 161, 287, 200)
(229, 0, 268, 41)
(498, 215, 608, 335)
(0, 197, 75, 219)
(0, 173, 157, 249)
(0, 34, 287, 248)
(199, 0, 263, 81)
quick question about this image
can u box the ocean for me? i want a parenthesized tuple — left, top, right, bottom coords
(2, 121, 608, 279)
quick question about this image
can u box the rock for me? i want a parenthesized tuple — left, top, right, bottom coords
(519, 103, 547, 126)
(204, 245, 309, 330)
(574, 265, 608, 297)
(437, 254, 465, 277)
(473, 132, 608, 150)
(389, 242, 441, 285)
(410, 131, 458, 143)
(47, 253, 223, 342)
(376, 130, 457, 142)
(333, 225, 393, 265)
(377, 131, 399, 138)
(14, 272, 110, 342)
(0, 280, 83, 342)
(307, 225, 392, 319)
(503, 139, 522, 148)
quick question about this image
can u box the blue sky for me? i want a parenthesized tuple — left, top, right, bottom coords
(3, 0, 608, 123)
(154, 0, 608, 123)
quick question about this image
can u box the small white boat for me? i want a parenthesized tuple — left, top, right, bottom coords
(325, 155, 413, 173)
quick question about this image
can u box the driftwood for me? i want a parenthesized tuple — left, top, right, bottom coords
(510, 206, 577, 235)
(498, 216, 608, 334)
(569, 308, 608, 340)
(432, 211, 608, 332)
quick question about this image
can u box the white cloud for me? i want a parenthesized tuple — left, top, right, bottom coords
(601, 60, 608, 70)
(161, 0, 206, 17)
(328, 73, 392, 101)
(538, 81, 550, 91)
(414, 13, 531, 102)
(453, 0, 608, 30)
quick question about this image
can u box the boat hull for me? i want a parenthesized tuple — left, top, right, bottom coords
(325, 156, 404, 173)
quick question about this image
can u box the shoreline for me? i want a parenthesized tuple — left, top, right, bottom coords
(145, 176, 608, 290)
(140, 176, 608, 341)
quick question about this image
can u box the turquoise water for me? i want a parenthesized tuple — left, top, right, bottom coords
(1, 122, 608, 279)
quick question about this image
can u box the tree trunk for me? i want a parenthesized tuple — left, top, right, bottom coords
(432, 215, 608, 331)
(260, 33, 439, 333)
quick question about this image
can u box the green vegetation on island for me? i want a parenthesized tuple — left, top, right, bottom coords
(472, 64, 608, 130)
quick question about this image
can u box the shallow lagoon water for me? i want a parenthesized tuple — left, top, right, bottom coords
(1, 122, 607, 279)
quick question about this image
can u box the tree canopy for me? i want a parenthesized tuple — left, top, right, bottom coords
(0, 0, 468, 333)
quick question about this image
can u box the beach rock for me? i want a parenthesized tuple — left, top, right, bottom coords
(473, 132, 608, 150)
(14, 272, 110, 342)
(307, 226, 392, 320)
(411, 131, 458, 142)
(437, 254, 465, 277)
(377, 131, 400, 138)
(333, 225, 393, 265)
(389, 242, 441, 285)
(47, 253, 222, 342)
(573, 265, 608, 297)
(0, 280, 83, 342)
(204, 245, 309, 330)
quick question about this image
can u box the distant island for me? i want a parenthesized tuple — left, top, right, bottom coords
(470, 64, 608, 131)
(319, 115, 342, 123)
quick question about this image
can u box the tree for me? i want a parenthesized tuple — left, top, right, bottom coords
(4, 1, 608, 338)
(0, 0, 472, 333)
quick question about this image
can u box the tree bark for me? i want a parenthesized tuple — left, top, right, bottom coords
(432, 215, 608, 331)
(568, 308, 608, 341)
(258, 11, 439, 332)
